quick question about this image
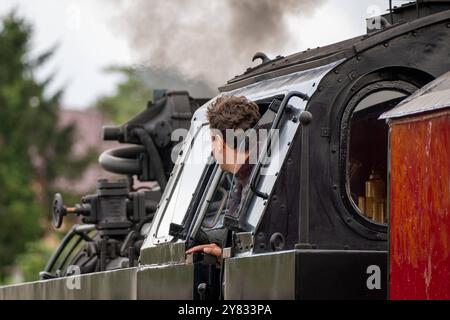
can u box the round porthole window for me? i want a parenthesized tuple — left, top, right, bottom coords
(343, 81, 418, 227)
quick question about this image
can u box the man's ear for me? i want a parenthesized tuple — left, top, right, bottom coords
(215, 134, 224, 151)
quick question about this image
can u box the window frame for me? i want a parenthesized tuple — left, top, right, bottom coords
(339, 80, 419, 231)
(150, 123, 213, 243)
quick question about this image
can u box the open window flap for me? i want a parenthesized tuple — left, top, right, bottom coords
(380, 70, 450, 120)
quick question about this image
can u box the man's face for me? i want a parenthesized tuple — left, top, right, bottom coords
(211, 132, 238, 173)
(211, 133, 225, 165)
(210, 131, 248, 174)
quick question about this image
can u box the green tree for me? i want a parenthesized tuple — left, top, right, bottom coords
(0, 12, 93, 283)
(11, 239, 54, 283)
(95, 65, 215, 124)
(96, 66, 154, 124)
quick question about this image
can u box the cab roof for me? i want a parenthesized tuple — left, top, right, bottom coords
(380, 71, 450, 119)
(219, 1, 450, 92)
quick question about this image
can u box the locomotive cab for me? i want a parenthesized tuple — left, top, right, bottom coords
(138, 62, 337, 299)
(138, 62, 397, 300)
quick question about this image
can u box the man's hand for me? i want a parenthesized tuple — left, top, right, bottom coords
(185, 243, 222, 259)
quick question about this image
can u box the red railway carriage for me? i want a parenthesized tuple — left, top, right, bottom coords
(381, 72, 450, 299)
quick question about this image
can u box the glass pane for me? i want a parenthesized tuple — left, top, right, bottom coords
(348, 90, 407, 224)
(355, 90, 406, 112)
(201, 172, 233, 229)
(156, 125, 212, 238)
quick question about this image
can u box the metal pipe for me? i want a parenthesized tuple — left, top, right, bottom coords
(41, 226, 77, 276)
(389, 0, 394, 24)
(416, 0, 420, 19)
(296, 111, 313, 249)
(132, 128, 168, 190)
(99, 146, 143, 175)
(41, 224, 95, 278)
(56, 236, 84, 273)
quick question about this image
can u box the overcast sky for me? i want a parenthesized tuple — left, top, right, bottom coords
(0, 0, 392, 109)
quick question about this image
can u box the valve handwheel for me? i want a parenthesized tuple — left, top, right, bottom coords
(52, 193, 66, 229)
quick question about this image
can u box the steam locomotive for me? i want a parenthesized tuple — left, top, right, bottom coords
(0, 0, 449, 299)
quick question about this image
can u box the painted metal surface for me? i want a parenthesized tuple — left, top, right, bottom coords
(137, 263, 194, 300)
(295, 250, 387, 300)
(389, 110, 450, 299)
(0, 267, 137, 300)
(380, 71, 450, 119)
(0, 261, 193, 300)
(139, 242, 186, 266)
(224, 251, 296, 300)
(224, 249, 387, 300)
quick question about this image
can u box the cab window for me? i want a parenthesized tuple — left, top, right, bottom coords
(193, 171, 233, 245)
(189, 96, 282, 242)
(154, 125, 212, 240)
(347, 90, 407, 224)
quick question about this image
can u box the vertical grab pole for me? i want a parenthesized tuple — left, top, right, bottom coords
(389, 0, 394, 24)
(416, 0, 421, 19)
(296, 111, 313, 249)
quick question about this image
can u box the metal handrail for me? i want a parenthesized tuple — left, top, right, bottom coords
(249, 91, 310, 200)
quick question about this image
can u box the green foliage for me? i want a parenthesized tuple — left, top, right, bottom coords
(96, 66, 153, 124)
(0, 12, 93, 283)
(8, 239, 55, 284)
(95, 62, 217, 125)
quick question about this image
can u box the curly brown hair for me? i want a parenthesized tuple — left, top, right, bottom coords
(207, 95, 260, 134)
(207, 96, 261, 150)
